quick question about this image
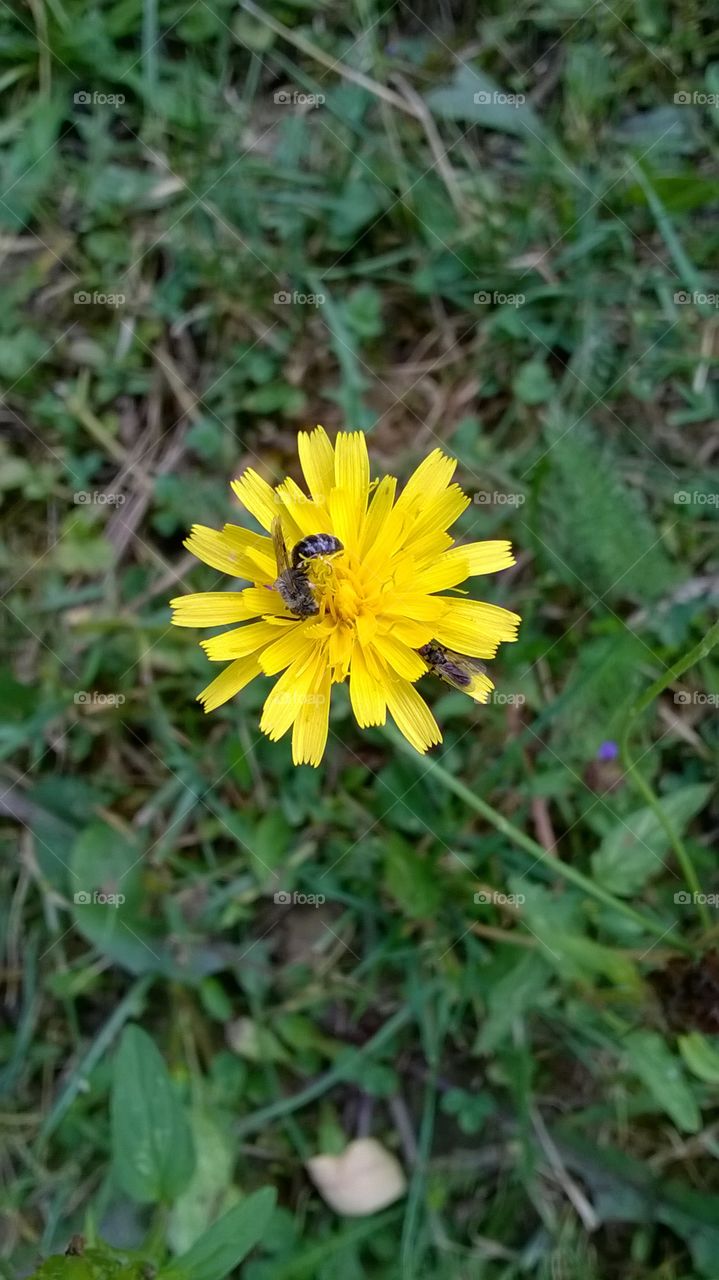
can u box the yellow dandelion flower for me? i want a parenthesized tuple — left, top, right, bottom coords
(170, 428, 520, 766)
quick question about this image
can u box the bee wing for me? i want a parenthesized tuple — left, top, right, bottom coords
(445, 652, 493, 701)
(272, 516, 291, 575)
(441, 648, 486, 676)
(438, 665, 475, 694)
(437, 649, 488, 693)
(464, 655, 488, 678)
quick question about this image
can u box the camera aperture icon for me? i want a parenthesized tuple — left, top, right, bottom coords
(74, 888, 125, 907)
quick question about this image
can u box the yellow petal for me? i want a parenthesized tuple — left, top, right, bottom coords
(273, 477, 319, 540)
(431, 628, 500, 659)
(240, 586, 292, 616)
(355, 610, 379, 647)
(411, 557, 470, 593)
(349, 645, 387, 728)
(298, 425, 335, 504)
(327, 486, 357, 550)
(457, 540, 515, 575)
(433, 598, 521, 657)
(328, 623, 354, 674)
(414, 541, 514, 592)
(258, 625, 316, 676)
(382, 617, 435, 647)
(260, 650, 323, 741)
(394, 448, 456, 515)
(202, 619, 287, 661)
(335, 431, 369, 505)
(362, 521, 404, 580)
(408, 530, 456, 563)
(371, 632, 426, 681)
(334, 432, 369, 545)
(403, 486, 470, 545)
(230, 469, 278, 531)
(464, 671, 495, 703)
(292, 665, 331, 766)
(221, 526, 276, 580)
(381, 593, 447, 623)
(384, 670, 442, 753)
(170, 591, 258, 627)
(441, 597, 521, 639)
(184, 525, 272, 579)
(360, 475, 397, 558)
(197, 654, 261, 712)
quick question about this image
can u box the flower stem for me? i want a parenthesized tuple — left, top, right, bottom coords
(619, 618, 719, 933)
(387, 729, 693, 952)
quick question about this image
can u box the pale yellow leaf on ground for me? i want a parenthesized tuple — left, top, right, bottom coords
(306, 1137, 406, 1216)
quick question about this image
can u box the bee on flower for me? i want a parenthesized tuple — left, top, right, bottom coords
(170, 428, 520, 766)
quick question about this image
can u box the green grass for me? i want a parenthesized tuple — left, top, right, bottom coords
(1, 0, 719, 1276)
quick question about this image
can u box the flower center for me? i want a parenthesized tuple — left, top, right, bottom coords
(311, 555, 377, 627)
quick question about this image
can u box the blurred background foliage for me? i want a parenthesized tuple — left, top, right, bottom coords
(1, 0, 719, 1276)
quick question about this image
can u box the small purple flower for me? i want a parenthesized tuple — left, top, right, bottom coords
(596, 740, 619, 762)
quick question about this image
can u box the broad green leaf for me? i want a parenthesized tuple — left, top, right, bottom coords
(167, 1111, 238, 1254)
(383, 834, 442, 918)
(342, 285, 383, 339)
(71, 822, 167, 974)
(678, 1032, 719, 1083)
(328, 179, 387, 240)
(162, 1187, 276, 1280)
(510, 880, 641, 989)
(71, 821, 143, 912)
(591, 784, 711, 895)
(240, 383, 306, 416)
(226, 1017, 289, 1064)
(545, 933, 641, 989)
(474, 952, 553, 1053)
(441, 1087, 495, 1134)
(537, 419, 678, 602)
(512, 358, 555, 404)
(623, 1029, 700, 1133)
(426, 65, 541, 137)
(248, 809, 292, 885)
(111, 1025, 195, 1204)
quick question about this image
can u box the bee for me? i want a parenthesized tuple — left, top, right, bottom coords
(291, 533, 343, 567)
(418, 640, 487, 692)
(271, 518, 343, 619)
